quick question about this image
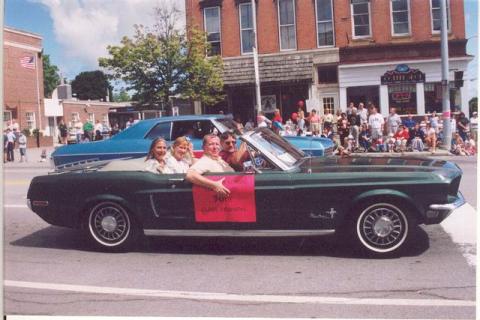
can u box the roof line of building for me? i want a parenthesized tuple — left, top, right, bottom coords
(222, 47, 339, 61)
(4, 26, 43, 40)
(338, 56, 474, 69)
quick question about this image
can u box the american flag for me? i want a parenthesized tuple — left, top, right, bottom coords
(20, 56, 35, 69)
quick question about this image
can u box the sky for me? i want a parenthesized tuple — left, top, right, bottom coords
(4, 0, 479, 99)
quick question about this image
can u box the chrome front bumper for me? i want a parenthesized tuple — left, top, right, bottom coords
(425, 192, 466, 224)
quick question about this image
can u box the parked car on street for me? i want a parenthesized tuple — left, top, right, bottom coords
(28, 128, 464, 257)
(51, 115, 334, 168)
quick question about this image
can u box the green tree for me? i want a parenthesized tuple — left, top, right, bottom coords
(469, 97, 477, 116)
(71, 70, 113, 101)
(113, 88, 131, 102)
(43, 54, 60, 98)
(99, 5, 224, 111)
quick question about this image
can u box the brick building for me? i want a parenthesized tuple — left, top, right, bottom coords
(4, 27, 45, 132)
(185, 0, 473, 121)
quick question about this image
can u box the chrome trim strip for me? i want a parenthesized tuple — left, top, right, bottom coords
(143, 229, 335, 237)
(429, 192, 466, 211)
(149, 194, 160, 218)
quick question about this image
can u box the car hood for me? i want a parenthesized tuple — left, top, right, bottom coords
(299, 155, 461, 176)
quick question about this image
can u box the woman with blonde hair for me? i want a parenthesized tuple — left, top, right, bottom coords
(165, 136, 195, 173)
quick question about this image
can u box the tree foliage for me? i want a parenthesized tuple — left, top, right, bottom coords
(71, 70, 113, 101)
(42, 54, 60, 98)
(113, 88, 131, 102)
(99, 5, 224, 110)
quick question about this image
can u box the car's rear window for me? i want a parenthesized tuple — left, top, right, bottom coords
(145, 122, 171, 140)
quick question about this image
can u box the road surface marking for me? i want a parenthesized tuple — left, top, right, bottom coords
(4, 280, 475, 307)
(4, 205, 28, 208)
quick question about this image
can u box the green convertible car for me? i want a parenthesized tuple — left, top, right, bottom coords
(27, 128, 465, 257)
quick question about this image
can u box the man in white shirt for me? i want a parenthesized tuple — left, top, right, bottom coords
(368, 105, 385, 139)
(5, 128, 16, 161)
(470, 112, 477, 142)
(186, 134, 234, 200)
(386, 107, 402, 135)
(358, 102, 368, 126)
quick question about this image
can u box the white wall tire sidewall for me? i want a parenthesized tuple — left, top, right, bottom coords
(356, 202, 409, 254)
(88, 201, 131, 248)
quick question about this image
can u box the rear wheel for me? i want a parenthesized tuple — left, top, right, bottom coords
(353, 201, 415, 257)
(85, 201, 140, 252)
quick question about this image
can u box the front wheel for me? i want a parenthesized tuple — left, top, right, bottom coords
(85, 201, 140, 252)
(354, 202, 415, 257)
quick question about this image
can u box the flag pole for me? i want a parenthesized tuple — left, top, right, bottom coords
(35, 53, 42, 132)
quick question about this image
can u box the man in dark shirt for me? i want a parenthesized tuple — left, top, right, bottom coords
(403, 113, 416, 130)
(219, 132, 249, 172)
(457, 112, 470, 141)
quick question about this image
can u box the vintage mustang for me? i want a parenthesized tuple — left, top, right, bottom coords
(51, 114, 334, 168)
(28, 128, 465, 257)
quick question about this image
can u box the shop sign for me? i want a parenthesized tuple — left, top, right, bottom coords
(391, 92, 411, 102)
(381, 64, 425, 85)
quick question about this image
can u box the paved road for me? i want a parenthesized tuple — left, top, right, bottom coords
(3, 156, 476, 318)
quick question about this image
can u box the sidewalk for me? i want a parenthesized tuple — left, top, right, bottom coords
(3, 146, 57, 169)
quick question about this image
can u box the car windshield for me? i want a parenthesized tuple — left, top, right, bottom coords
(216, 118, 243, 135)
(246, 129, 304, 168)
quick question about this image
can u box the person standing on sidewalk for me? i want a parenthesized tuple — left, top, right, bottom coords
(5, 128, 16, 162)
(386, 107, 402, 135)
(348, 108, 361, 149)
(59, 119, 68, 144)
(469, 112, 478, 142)
(18, 131, 27, 162)
(368, 105, 384, 140)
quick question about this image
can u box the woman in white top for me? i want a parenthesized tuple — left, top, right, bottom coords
(144, 138, 171, 174)
(165, 136, 194, 173)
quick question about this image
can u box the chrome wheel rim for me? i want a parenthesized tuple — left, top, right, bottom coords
(89, 202, 130, 247)
(357, 203, 408, 253)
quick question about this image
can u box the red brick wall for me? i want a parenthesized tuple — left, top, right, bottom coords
(4, 28, 45, 132)
(186, 0, 467, 56)
(62, 102, 111, 127)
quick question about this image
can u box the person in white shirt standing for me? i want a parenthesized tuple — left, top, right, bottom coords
(469, 112, 478, 142)
(386, 107, 402, 135)
(5, 128, 16, 162)
(18, 132, 27, 162)
(357, 102, 368, 126)
(368, 105, 385, 140)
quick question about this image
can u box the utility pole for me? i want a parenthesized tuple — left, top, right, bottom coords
(251, 0, 262, 115)
(440, 0, 451, 151)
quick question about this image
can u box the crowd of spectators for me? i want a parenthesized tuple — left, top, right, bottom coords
(257, 101, 477, 156)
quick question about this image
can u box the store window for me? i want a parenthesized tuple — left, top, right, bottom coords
(239, 3, 254, 54)
(351, 0, 371, 38)
(315, 0, 334, 47)
(26, 112, 36, 129)
(424, 82, 460, 113)
(391, 0, 410, 35)
(388, 84, 416, 115)
(278, 0, 297, 50)
(204, 7, 221, 56)
(431, 0, 450, 33)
